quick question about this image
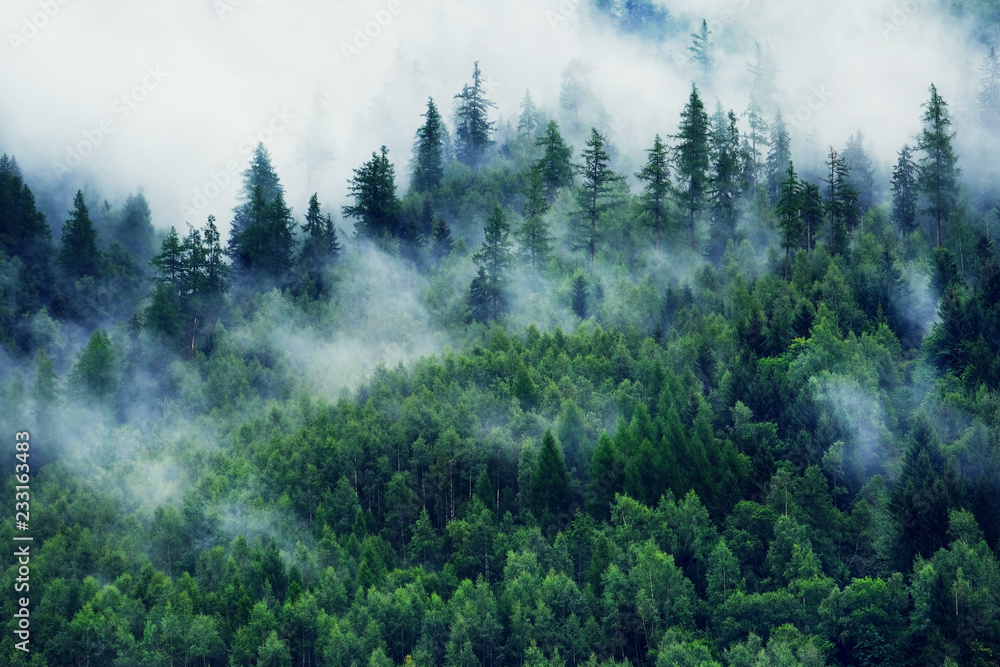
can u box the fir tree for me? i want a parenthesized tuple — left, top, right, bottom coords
(530, 430, 571, 529)
(842, 131, 875, 216)
(468, 207, 512, 323)
(673, 85, 711, 250)
(891, 144, 919, 232)
(0, 154, 51, 267)
(742, 95, 769, 188)
(116, 192, 155, 263)
(343, 146, 401, 239)
(822, 147, 857, 255)
(412, 97, 445, 193)
(573, 128, 620, 271)
(800, 181, 824, 253)
(533, 121, 575, 203)
(747, 42, 778, 112)
(917, 84, 959, 248)
(571, 273, 588, 319)
(299, 194, 340, 285)
(516, 167, 554, 269)
(151, 227, 184, 288)
(60, 190, 101, 279)
(517, 89, 541, 137)
(635, 134, 672, 252)
(454, 62, 496, 167)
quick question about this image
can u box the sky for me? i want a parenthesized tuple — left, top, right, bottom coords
(0, 0, 989, 234)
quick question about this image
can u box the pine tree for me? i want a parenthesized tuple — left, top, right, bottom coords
(776, 163, 803, 279)
(68, 329, 117, 403)
(0, 154, 51, 268)
(688, 19, 713, 85)
(238, 189, 295, 279)
(917, 84, 960, 248)
(573, 128, 620, 271)
(454, 62, 496, 167)
(709, 110, 743, 256)
(60, 190, 101, 279)
(468, 206, 512, 323)
(343, 146, 401, 239)
(228, 143, 286, 276)
(515, 167, 554, 269)
(891, 144, 919, 232)
(673, 85, 711, 250)
(116, 192, 155, 263)
(412, 97, 445, 193)
(765, 111, 791, 204)
(747, 42, 778, 112)
(431, 218, 454, 260)
(534, 121, 575, 203)
(979, 47, 1000, 129)
(202, 215, 229, 296)
(635, 134, 672, 252)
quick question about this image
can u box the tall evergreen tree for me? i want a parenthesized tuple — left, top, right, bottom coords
(343, 146, 401, 239)
(673, 85, 711, 250)
(116, 192, 155, 264)
(299, 194, 340, 286)
(776, 162, 803, 279)
(747, 42, 778, 112)
(635, 134, 673, 252)
(534, 121, 575, 203)
(151, 227, 184, 288)
(517, 89, 541, 137)
(573, 128, 620, 271)
(202, 215, 229, 296)
(709, 110, 743, 255)
(765, 111, 791, 204)
(468, 207, 512, 323)
(234, 189, 295, 279)
(515, 167, 554, 269)
(530, 430, 572, 529)
(454, 62, 496, 167)
(742, 96, 769, 188)
(0, 154, 51, 268)
(842, 131, 875, 216)
(800, 181, 824, 253)
(688, 19, 714, 85)
(412, 97, 445, 193)
(431, 218, 454, 260)
(60, 190, 101, 279)
(228, 143, 284, 274)
(68, 329, 117, 403)
(571, 273, 588, 319)
(979, 47, 1000, 129)
(891, 144, 919, 232)
(822, 147, 857, 255)
(917, 84, 960, 248)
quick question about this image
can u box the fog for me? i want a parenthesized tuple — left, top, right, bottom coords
(2, 0, 992, 236)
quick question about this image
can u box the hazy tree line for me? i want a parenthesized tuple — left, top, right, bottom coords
(2, 34, 1000, 667)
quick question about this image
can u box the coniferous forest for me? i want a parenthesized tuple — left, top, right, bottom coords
(3, 1, 1000, 665)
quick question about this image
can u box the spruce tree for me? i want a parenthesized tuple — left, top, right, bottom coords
(822, 147, 857, 255)
(68, 329, 117, 403)
(842, 131, 875, 216)
(742, 95, 769, 188)
(343, 146, 401, 239)
(917, 84, 959, 248)
(573, 128, 620, 271)
(412, 97, 445, 193)
(747, 42, 778, 112)
(571, 273, 588, 319)
(516, 167, 554, 269)
(673, 85, 711, 250)
(116, 192, 155, 263)
(635, 134, 672, 252)
(891, 144, 919, 232)
(517, 89, 541, 137)
(0, 154, 51, 267)
(299, 194, 339, 285)
(800, 181, 824, 253)
(531, 430, 571, 529)
(151, 226, 184, 288)
(468, 206, 512, 323)
(454, 62, 496, 167)
(60, 190, 101, 279)
(228, 143, 287, 277)
(534, 121, 575, 203)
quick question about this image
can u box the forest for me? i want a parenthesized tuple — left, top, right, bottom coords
(2, 1, 1000, 666)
